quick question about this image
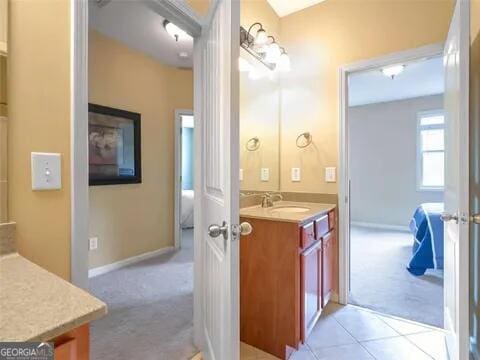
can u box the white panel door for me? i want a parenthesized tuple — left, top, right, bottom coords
(194, 1, 240, 360)
(442, 1, 470, 359)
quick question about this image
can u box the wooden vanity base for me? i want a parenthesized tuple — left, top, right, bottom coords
(240, 209, 337, 360)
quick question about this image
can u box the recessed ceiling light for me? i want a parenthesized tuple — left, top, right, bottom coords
(163, 20, 191, 42)
(382, 64, 405, 79)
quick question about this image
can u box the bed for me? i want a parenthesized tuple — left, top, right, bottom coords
(407, 202, 444, 276)
(181, 190, 194, 228)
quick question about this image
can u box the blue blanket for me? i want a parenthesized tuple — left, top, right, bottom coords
(407, 203, 444, 276)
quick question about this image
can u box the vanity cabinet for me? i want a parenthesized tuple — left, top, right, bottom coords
(240, 206, 337, 360)
(52, 324, 89, 360)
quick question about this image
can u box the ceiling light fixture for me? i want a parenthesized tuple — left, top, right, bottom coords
(163, 20, 191, 42)
(382, 64, 405, 79)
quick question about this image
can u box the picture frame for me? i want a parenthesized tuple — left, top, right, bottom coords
(88, 103, 142, 186)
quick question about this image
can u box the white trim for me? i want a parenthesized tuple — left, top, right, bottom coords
(174, 109, 194, 250)
(88, 246, 175, 278)
(193, 31, 204, 351)
(70, 0, 89, 289)
(338, 42, 444, 306)
(350, 221, 410, 232)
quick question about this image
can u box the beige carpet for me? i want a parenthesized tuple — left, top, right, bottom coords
(89, 229, 196, 360)
(349, 225, 444, 328)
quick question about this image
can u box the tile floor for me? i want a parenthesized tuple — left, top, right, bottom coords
(240, 303, 448, 360)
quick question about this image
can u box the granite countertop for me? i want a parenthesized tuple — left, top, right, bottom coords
(240, 201, 336, 224)
(0, 253, 107, 342)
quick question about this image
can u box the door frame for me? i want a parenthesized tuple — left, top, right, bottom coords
(174, 109, 194, 250)
(70, 0, 204, 346)
(337, 42, 445, 305)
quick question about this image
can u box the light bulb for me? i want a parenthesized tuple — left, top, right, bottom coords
(265, 42, 281, 64)
(238, 57, 253, 72)
(254, 28, 268, 46)
(164, 21, 191, 41)
(277, 52, 291, 72)
(381, 64, 405, 79)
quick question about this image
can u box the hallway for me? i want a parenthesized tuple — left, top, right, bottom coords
(89, 229, 195, 360)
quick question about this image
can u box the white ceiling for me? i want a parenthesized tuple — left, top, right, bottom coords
(348, 56, 444, 107)
(266, 0, 326, 17)
(89, 0, 194, 68)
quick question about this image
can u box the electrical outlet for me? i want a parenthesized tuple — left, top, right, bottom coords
(89, 237, 98, 251)
(291, 167, 301, 182)
(260, 168, 270, 182)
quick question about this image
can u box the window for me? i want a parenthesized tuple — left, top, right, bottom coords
(417, 110, 445, 191)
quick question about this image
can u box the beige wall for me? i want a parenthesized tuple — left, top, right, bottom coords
(240, 0, 281, 192)
(186, 0, 211, 17)
(88, 31, 193, 269)
(279, 0, 454, 194)
(8, 0, 71, 279)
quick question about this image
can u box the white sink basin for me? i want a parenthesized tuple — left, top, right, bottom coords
(270, 206, 310, 213)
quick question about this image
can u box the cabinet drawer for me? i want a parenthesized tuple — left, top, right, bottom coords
(315, 215, 329, 240)
(328, 210, 336, 230)
(300, 222, 316, 249)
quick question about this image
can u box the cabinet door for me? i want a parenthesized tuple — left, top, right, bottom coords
(322, 231, 335, 307)
(300, 241, 322, 342)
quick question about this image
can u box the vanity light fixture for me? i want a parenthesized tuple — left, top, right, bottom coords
(163, 20, 191, 42)
(277, 48, 291, 72)
(239, 57, 253, 72)
(264, 36, 282, 64)
(382, 64, 405, 79)
(240, 23, 290, 73)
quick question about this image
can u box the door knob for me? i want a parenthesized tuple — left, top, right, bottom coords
(238, 222, 253, 236)
(471, 214, 480, 224)
(208, 221, 228, 240)
(440, 212, 459, 223)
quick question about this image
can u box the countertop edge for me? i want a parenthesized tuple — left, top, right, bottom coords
(27, 305, 107, 342)
(240, 202, 336, 225)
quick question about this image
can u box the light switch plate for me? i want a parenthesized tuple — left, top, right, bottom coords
(239, 169, 244, 181)
(291, 167, 301, 182)
(31, 152, 62, 190)
(260, 168, 270, 182)
(89, 237, 98, 251)
(325, 167, 336, 182)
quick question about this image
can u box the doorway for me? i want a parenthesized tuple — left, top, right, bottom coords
(175, 110, 195, 250)
(338, 44, 447, 330)
(347, 55, 445, 327)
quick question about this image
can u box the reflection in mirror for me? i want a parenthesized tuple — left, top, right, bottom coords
(240, 50, 280, 194)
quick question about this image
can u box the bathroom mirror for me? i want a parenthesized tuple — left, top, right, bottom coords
(239, 51, 280, 194)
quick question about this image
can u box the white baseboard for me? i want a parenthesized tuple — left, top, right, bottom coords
(351, 221, 410, 232)
(88, 246, 175, 278)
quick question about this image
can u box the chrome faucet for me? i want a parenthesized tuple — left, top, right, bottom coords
(261, 193, 283, 208)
